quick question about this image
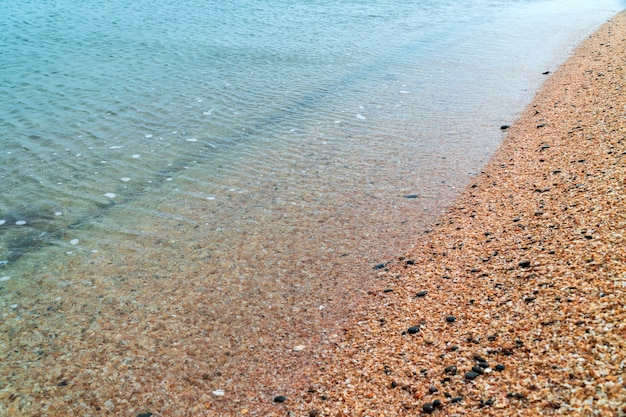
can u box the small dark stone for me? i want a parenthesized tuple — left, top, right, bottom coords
(391, 380, 398, 388)
(373, 262, 387, 270)
(472, 365, 485, 375)
(309, 410, 319, 417)
(524, 296, 536, 302)
(405, 194, 419, 199)
(444, 365, 457, 375)
(445, 316, 456, 323)
(416, 290, 428, 297)
(274, 395, 287, 403)
(519, 260, 531, 268)
(495, 364, 505, 371)
(450, 345, 459, 351)
(407, 326, 420, 335)
(451, 396, 463, 403)
(542, 71, 550, 75)
(428, 386, 438, 394)
(433, 399, 442, 408)
(465, 371, 479, 380)
(383, 288, 393, 293)
(477, 361, 489, 369)
(137, 414, 153, 417)
(57, 381, 68, 387)
(422, 402, 435, 413)
(537, 123, 546, 128)
(473, 354, 486, 362)
(500, 125, 510, 130)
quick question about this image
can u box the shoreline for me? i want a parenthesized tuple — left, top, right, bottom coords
(291, 11, 626, 416)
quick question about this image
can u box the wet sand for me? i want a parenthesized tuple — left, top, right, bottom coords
(288, 11, 626, 417)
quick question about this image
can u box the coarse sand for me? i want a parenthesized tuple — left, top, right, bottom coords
(0, 10, 624, 417)
(289, 10, 626, 417)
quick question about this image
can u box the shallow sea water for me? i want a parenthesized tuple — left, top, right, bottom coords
(0, 0, 624, 414)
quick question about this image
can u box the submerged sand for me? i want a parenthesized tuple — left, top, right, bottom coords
(290, 11, 626, 417)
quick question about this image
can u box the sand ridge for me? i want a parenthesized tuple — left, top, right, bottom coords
(291, 11, 626, 417)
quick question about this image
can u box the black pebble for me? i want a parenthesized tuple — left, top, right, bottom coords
(428, 386, 438, 394)
(274, 395, 287, 403)
(451, 396, 463, 403)
(445, 316, 456, 323)
(405, 194, 419, 199)
(416, 290, 428, 297)
(519, 260, 531, 268)
(500, 125, 510, 130)
(422, 402, 435, 413)
(465, 371, 479, 380)
(433, 399, 442, 408)
(57, 381, 68, 387)
(373, 262, 387, 270)
(309, 410, 319, 417)
(495, 364, 505, 371)
(407, 326, 420, 334)
(524, 296, 536, 302)
(543, 71, 550, 75)
(137, 414, 153, 417)
(444, 365, 457, 375)
(477, 361, 489, 369)
(472, 365, 485, 375)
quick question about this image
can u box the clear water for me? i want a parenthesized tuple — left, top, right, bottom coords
(0, 0, 622, 267)
(0, 0, 624, 412)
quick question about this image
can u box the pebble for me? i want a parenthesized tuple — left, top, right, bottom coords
(519, 260, 531, 268)
(292, 345, 305, 352)
(444, 365, 457, 375)
(0, 276, 10, 282)
(104, 193, 116, 199)
(407, 326, 420, 334)
(273, 395, 287, 403)
(465, 371, 479, 380)
(500, 125, 510, 130)
(416, 290, 428, 297)
(472, 365, 485, 375)
(422, 402, 435, 413)
(137, 413, 153, 417)
(405, 194, 419, 199)
(428, 386, 438, 394)
(0, 220, 5, 225)
(212, 389, 225, 396)
(445, 316, 456, 323)
(15, 220, 26, 226)
(451, 396, 463, 403)
(495, 364, 505, 371)
(70, 239, 79, 245)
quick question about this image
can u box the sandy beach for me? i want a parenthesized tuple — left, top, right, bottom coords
(287, 10, 626, 417)
(0, 8, 624, 417)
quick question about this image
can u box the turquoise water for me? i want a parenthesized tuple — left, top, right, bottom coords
(0, 0, 623, 267)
